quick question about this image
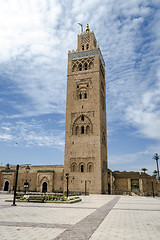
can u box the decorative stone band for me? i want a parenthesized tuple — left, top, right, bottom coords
(78, 32, 94, 38)
(68, 49, 105, 67)
(37, 170, 54, 172)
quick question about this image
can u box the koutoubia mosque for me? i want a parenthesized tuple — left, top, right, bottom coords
(0, 25, 160, 196)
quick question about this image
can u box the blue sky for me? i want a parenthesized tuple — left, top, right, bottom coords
(0, 0, 160, 175)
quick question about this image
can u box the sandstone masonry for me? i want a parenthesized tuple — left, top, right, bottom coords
(0, 25, 160, 197)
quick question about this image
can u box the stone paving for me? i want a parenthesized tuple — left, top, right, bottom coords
(0, 193, 160, 239)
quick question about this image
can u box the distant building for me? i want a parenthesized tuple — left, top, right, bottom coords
(0, 165, 159, 196)
(0, 25, 160, 196)
(0, 165, 63, 193)
(110, 171, 160, 196)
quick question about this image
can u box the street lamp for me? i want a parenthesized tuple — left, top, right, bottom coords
(66, 173, 69, 197)
(152, 181, 155, 198)
(12, 164, 19, 206)
(85, 181, 87, 195)
(24, 165, 30, 193)
(84, 180, 90, 195)
(12, 164, 31, 206)
(153, 153, 159, 179)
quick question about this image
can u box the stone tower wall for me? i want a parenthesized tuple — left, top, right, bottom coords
(64, 25, 108, 194)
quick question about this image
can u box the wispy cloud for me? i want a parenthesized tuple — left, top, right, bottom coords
(0, 0, 160, 168)
(125, 85, 160, 140)
(109, 145, 160, 175)
(0, 118, 65, 149)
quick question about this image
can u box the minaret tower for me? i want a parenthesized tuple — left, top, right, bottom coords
(64, 24, 108, 194)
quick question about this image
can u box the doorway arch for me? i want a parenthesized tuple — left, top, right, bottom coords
(4, 181, 9, 191)
(42, 182, 48, 193)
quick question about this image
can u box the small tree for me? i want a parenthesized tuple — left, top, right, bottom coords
(153, 170, 158, 178)
(6, 163, 10, 170)
(141, 168, 147, 173)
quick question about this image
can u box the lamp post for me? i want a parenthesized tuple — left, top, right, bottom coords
(12, 164, 31, 206)
(153, 153, 159, 179)
(85, 181, 87, 195)
(84, 180, 90, 195)
(24, 180, 29, 193)
(24, 165, 30, 193)
(152, 181, 155, 198)
(66, 173, 69, 197)
(12, 164, 19, 206)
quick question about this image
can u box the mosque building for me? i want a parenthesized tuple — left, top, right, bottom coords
(0, 25, 159, 197)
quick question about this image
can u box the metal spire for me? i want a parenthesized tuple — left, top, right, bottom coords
(78, 23, 83, 33)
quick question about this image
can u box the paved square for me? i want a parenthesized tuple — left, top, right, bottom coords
(0, 194, 160, 239)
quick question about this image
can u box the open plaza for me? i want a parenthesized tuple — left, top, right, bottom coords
(0, 5, 160, 240)
(0, 193, 160, 240)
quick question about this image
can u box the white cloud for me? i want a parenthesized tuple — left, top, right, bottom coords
(0, 0, 68, 117)
(109, 146, 160, 175)
(0, 134, 13, 141)
(0, 0, 160, 154)
(125, 88, 160, 140)
(0, 119, 65, 148)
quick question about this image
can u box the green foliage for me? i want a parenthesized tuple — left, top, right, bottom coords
(20, 195, 80, 202)
(50, 196, 80, 202)
(153, 153, 159, 161)
(20, 196, 29, 201)
(141, 168, 147, 173)
(132, 183, 139, 188)
(153, 170, 158, 176)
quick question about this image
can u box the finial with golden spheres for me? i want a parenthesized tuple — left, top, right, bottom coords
(86, 23, 90, 32)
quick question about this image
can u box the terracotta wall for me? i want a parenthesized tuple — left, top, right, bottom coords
(112, 171, 160, 196)
(0, 165, 64, 193)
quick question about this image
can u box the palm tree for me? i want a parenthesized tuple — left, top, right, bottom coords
(153, 170, 158, 178)
(153, 153, 159, 179)
(141, 168, 147, 173)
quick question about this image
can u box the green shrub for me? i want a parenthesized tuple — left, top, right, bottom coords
(20, 196, 29, 201)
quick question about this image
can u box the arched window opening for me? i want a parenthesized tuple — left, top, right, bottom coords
(71, 164, 76, 172)
(82, 45, 84, 50)
(73, 165, 76, 172)
(84, 92, 87, 99)
(81, 126, 84, 134)
(86, 44, 89, 49)
(75, 126, 79, 135)
(72, 64, 76, 72)
(77, 85, 79, 88)
(84, 63, 87, 70)
(81, 165, 84, 172)
(42, 182, 47, 193)
(78, 63, 82, 71)
(86, 125, 90, 134)
(3, 181, 9, 191)
(89, 62, 94, 69)
(81, 115, 84, 121)
(79, 93, 82, 99)
(88, 164, 93, 172)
